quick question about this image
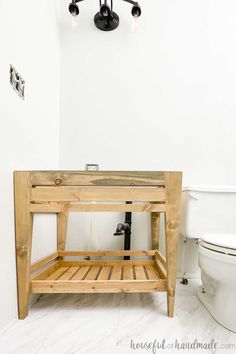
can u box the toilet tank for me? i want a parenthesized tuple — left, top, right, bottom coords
(180, 185, 236, 239)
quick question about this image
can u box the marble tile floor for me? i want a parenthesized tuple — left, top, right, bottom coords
(0, 279, 235, 354)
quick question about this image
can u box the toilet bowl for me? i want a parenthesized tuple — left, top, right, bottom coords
(180, 185, 236, 332)
(198, 233, 236, 332)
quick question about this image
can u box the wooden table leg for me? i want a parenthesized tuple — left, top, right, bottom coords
(164, 172, 182, 317)
(57, 212, 68, 259)
(14, 172, 33, 319)
(151, 212, 160, 250)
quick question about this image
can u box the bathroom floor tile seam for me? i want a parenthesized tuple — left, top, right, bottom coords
(0, 280, 235, 354)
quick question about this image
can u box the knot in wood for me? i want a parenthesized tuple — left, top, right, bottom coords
(168, 288, 175, 297)
(55, 177, 62, 186)
(16, 245, 28, 256)
(168, 221, 179, 230)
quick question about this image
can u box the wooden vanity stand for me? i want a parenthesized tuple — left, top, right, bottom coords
(14, 170, 182, 319)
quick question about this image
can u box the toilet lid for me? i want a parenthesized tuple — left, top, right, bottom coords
(200, 233, 236, 256)
(201, 233, 236, 249)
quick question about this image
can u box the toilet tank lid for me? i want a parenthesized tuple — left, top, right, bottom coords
(182, 185, 236, 192)
(202, 233, 236, 249)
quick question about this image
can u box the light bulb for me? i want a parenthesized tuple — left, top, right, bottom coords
(131, 16, 139, 32)
(72, 16, 79, 30)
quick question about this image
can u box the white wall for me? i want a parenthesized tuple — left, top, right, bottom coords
(59, 0, 236, 182)
(0, 1, 60, 329)
(58, 0, 236, 273)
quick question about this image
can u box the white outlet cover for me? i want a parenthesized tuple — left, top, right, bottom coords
(85, 164, 99, 171)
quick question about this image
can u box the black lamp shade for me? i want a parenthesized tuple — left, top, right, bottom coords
(131, 4, 141, 17)
(69, 3, 80, 16)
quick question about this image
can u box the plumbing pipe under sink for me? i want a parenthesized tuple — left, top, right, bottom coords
(114, 201, 132, 260)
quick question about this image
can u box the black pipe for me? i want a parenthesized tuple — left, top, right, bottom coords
(124, 201, 132, 260)
(114, 201, 132, 260)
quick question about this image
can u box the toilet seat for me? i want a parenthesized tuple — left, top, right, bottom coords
(200, 233, 236, 256)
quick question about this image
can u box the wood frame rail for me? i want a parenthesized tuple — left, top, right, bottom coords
(14, 170, 182, 319)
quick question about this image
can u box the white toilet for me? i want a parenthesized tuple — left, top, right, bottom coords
(181, 185, 236, 332)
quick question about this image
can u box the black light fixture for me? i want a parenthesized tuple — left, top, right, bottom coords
(68, 0, 142, 31)
(68, 0, 80, 16)
(131, 3, 141, 18)
(94, 0, 119, 31)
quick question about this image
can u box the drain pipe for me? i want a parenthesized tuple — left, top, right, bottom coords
(114, 201, 132, 260)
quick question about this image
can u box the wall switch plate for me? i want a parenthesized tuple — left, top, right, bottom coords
(10, 65, 25, 99)
(85, 164, 99, 171)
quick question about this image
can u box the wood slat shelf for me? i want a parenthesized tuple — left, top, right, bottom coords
(31, 260, 167, 294)
(14, 170, 182, 320)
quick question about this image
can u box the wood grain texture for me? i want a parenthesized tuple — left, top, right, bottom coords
(155, 250, 167, 269)
(164, 172, 182, 317)
(71, 266, 90, 280)
(30, 203, 166, 213)
(31, 262, 60, 281)
(59, 267, 79, 280)
(46, 267, 69, 280)
(59, 250, 156, 257)
(110, 266, 122, 280)
(60, 260, 155, 267)
(155, 260, 167, 280)
(84, 266, 101, 280)
(28, 171, 166, 186)
(134, 266, 147, 280)
(31, 280, 167, 294)
(145, 265, 160, 280)
(31, 187, 165, 202)
(30, 261, 167, 293)
(57, 212, 68, 261)
(151, 212, 160, 249)
(14, 172, 33, 319)
(14, 170, 182, 318)
(97, 266, 111, 280)
(123, 266, 134, 280)
(30, 252, 59, 273)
